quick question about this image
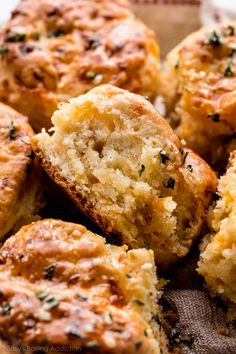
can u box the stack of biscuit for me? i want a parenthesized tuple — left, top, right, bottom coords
(0, 0, 235, 353)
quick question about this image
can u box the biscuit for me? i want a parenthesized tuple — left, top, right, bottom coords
(33, 85, 217, 268)
(0, 0, 160, 131)
(161, 23, 236, 164)
(0, 219, 168, 354)
(198, 150, 236, 314)
(0, 103, 44, 239)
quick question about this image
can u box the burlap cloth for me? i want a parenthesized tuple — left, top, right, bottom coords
(161, 251, 236, 354)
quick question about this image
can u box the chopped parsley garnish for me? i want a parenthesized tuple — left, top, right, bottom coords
(207, 31, 222, 46)
(75, 293, 87, 301)
(36, 291, 47, 301)
(224, 62, 234, 77)
(1, 303, 12, 315)
(138, 164, 145, 177)
(225, 25, 235, 36)
(0, 47, 8, 55)
(144, 239, 150, 249)
(34, 32, 40, 41)
(132, 299, 145, 306)
(44, 264, 56, 280)
(19, 44, 35, 55)
(163, 177, 175, 190)
(47, 29, 66, 38)
(9, 120, 15, 140)
(126, 274, 132, 279)
(182, 151, 189, 165)
(44, 297, 60, 309)
(207, 113, 220, 122)
(230, 48, 236, 57)
(170, 330, 194, 348)
(160, 151, 169, 165)
(174, 60, 179, 69)
(86, 341, 100, 350)
(88, 39, 100, 49)
(86, 71, 97, 80)
(65, 325, 84, 338)
(180, 334, 195, 348)
(187, 165, 193, 172)
(7, 32, 26, 43)
(151, 313, 161, 325)
(38, 338, 48, 346)
(135, 342, 142, 350)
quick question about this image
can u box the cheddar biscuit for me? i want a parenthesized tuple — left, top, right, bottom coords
(161, 23, 236, 164)
(0, 103, 44, 239)
(0, 0, 160, 131)
(0, 219, 168, 354)
(198, 150, 236, 314)
(33, 85, 217, 267)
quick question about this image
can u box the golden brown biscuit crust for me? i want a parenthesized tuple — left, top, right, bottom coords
(161, 23, 236, 163)
(0, 0, 159, 131)
(0, 219, 165, 354)
(0, 103, 36, 238)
